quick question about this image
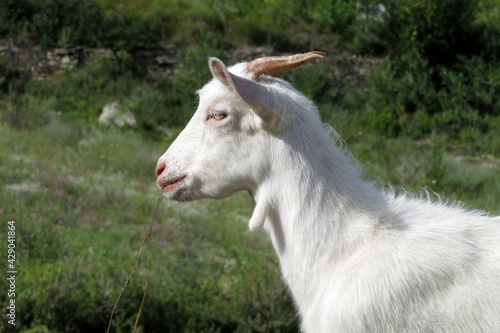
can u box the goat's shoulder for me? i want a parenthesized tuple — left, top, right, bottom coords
(383, 190, 491, 229)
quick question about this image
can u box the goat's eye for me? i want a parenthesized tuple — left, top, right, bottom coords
(209, 111, 227, 121)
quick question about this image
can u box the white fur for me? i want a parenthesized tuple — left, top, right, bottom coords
(156, 57, 500, 332)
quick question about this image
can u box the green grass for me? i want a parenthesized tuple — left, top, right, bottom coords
(0, 121, 297, 332)
(0, 110, 498, 332)
(328, 109, 500, 214)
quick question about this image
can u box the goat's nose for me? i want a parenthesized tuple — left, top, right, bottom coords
(155, 161, 166, 177)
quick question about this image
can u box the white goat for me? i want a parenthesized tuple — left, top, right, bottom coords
(156, 52, 500, 332)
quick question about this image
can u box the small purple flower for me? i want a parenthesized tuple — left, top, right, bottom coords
(30, 234, 34, 239)
(0, 209, 3, 214)
(183, 258, 187, 262)
(178, 225, 182, 230)
(58, 220, 63, 224)
(34, 208, 39, 212)
(63, 244, 68, 248)
(22, 249, 26, 253)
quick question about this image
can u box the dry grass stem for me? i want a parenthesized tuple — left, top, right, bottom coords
(106, 192, 163, 333)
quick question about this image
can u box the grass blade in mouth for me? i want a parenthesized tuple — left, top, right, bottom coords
(106, 191, 163, 333)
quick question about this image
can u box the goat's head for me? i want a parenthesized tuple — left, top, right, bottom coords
(156, 51, 325, 201)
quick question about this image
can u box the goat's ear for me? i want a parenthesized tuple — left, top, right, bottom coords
(209, 57, 277, 126)
(209, 57, 237, 91)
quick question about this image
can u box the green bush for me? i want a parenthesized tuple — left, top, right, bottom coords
(1, 46, 228, 135)
(0, 54, 31, 95)
(358, 0, 500, 140)
(2, 0, 161, 50)
(0, 94, 55, 129)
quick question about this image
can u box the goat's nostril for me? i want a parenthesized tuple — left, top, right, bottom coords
(155, 161, 166, 177)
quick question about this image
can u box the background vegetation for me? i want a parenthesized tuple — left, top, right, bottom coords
(0, 0, 499, 332)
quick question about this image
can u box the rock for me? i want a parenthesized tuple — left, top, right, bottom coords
(156, 55, 176, 66)
(162, 126, 173, 137)
(131, 46, 178, 75)
(98, 102, 137, 128)
(0, 39, 381, 99)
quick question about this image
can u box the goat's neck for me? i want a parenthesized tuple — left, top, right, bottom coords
(250, 128, 386, 306)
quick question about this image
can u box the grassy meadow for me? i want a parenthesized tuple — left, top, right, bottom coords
(0, 122, 298, 332)
(0, 102, 498, 332)
(1, 0, 500, 332)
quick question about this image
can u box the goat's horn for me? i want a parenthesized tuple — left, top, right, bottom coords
(247, 51, 326, 78)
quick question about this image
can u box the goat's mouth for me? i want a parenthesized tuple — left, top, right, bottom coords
(160, 175, 188, 193)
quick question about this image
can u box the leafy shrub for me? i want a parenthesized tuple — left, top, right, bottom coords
(0, 95, 55, 129)
(211, 0, 358, 50)
(358, 0, 500, 139)
(0, 54, 31, 94)
(17, 55, 140, 123)
(2, 45, 229, 136)
(2, 0, 161, 50)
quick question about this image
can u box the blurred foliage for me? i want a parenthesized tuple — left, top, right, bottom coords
(1, 0, 160, 50)
(358, 0, 500, 140)
(0, 46, 224, 138)
(1, 1, 500, 331)
(1, 0, 499, 144)
(0, 54, 31, 95)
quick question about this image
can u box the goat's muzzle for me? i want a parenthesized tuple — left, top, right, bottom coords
(158, 175, 188, 193)
(156, 161, 188, 193)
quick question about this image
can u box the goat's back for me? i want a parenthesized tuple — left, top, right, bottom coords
(305, 195, 500, 333)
